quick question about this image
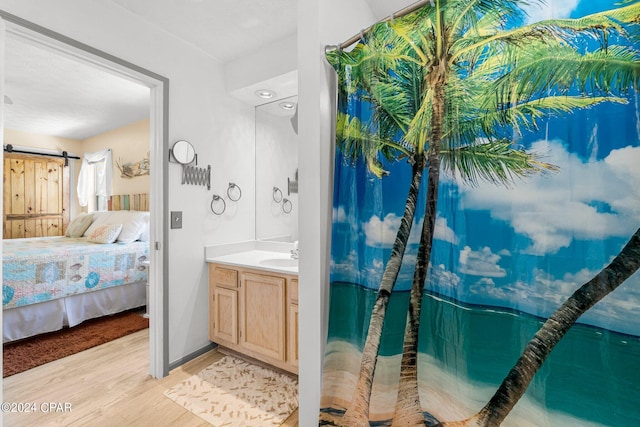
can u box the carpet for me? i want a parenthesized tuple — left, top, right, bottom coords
(164, 355, 298, 426)
(3, 310, 148, 377)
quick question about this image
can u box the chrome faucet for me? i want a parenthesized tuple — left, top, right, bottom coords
(290, 241, 299, 259)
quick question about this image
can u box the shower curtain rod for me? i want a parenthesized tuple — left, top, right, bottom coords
(327, 0, 432, 52)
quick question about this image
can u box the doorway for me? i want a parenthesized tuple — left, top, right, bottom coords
(0, 12, 168, 378)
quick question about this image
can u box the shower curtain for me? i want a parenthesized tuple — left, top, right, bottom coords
(320, 1, 640, 426)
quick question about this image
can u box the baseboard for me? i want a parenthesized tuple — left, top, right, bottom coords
(168, 342, 218, 371)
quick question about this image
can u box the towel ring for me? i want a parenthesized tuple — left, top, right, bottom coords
(282, 198, 293, 214)
(227, 182, 242, 202)
(273, 187, 283, 203)
(211, 194, 226, 215)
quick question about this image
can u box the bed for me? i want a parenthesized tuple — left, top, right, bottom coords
(2, 194, 150, 342)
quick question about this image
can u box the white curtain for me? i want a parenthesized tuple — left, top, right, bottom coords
(77, 149, 112, 207)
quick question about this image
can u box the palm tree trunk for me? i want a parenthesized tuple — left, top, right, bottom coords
(341, 155, 425, 427)
(438, 226, 640, 427)
(392, 76, 446, 426)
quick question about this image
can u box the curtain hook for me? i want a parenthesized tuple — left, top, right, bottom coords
(359, 29, 365, 42)
(390, 12, 395, 24)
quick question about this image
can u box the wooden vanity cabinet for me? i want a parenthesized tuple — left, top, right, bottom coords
(209, 266, 239, 345)
(239, 272, 286, 362)
(208, 263, 298, 374)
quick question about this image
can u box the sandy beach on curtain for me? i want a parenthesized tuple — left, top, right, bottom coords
(320, 340, 606, 427)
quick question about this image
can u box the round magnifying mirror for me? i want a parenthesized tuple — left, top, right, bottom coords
(171, 140, 196, 164)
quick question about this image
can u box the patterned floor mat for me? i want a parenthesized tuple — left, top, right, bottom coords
(164, 355, 298, 426)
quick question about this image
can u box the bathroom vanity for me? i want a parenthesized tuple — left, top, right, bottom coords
(206, 247, 298, 374)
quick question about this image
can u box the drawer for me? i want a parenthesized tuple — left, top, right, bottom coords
(210, 265, 238, 288)
(289, 278, 298, 303)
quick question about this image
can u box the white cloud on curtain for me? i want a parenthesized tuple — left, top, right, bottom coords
(459, 141, 640, 254)
(523, 0, 580, 23)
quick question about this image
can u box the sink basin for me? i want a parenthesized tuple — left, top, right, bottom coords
(258, 258, 298, 268)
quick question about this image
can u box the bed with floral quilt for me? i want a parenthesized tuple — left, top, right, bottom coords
(2, 209, 150, 342)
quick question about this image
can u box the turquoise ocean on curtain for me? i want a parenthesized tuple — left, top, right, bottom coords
(320, 1, 640, 426)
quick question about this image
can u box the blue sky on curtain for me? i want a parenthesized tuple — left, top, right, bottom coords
(320, 1, 640, 426)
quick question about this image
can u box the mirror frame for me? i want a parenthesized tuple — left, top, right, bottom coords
(171, 140, 196, 165)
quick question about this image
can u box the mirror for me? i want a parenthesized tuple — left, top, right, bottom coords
(171, 140, 196, 164)
(255, 95, 299, 242)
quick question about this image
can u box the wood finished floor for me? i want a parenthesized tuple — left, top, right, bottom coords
(2, 329, 299, 426)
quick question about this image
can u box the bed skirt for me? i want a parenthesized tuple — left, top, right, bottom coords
(3, 281, 146, 343)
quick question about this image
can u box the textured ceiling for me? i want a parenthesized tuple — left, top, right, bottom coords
(4, 36, 150, 140)
(3, 0, 414, 140)
(110, 0, 298, 63)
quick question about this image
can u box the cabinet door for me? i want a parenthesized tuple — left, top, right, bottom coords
(240, 272, 286, 361)
(211, 286, 238, 345)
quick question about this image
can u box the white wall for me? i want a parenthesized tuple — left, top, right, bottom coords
(297, 0, 376, 423)
(225, 34, 297, 96)
(0, 0, 256, 364)
(83, 119, 150, 201)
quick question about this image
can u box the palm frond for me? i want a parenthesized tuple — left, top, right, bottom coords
(450, 23, 565, 64)
(450, 2, 639, 65)
(448, 0, 535, 39)
(500, 96, 625, 132)
(490, 44, 640, 105)
(441, 139, 558, 187)
(336, 112, 412, 178)
(543, 2, 640, 30)
(404, 91, 434, 155)
(390, 19, 430, 65)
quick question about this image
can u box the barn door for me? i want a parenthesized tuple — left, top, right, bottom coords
(3, 153, 69, 238)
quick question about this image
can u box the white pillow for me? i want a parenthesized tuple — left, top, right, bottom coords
(87, 223, 123, 244)
(65, 213, 94, 237)
(83, 211, 148, 243)
(83, 211, 114, 237)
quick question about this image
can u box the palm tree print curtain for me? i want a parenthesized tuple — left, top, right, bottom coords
(320, 1, 640, 426)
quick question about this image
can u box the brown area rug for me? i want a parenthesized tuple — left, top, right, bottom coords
(3, 310, 148, 377)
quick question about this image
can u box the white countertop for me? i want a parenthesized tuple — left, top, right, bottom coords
(206, 244, 298, 275)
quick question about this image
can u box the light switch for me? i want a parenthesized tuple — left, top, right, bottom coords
(171, 211, 183, 229)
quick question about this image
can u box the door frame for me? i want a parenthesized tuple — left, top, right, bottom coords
(0, 11, 170, 378)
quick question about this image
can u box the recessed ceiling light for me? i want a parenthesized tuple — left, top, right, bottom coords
(279, 102, 296, 111)
(255, 89, 276, 99)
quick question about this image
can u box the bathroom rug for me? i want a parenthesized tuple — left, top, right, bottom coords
(164, 354, 298, 426)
